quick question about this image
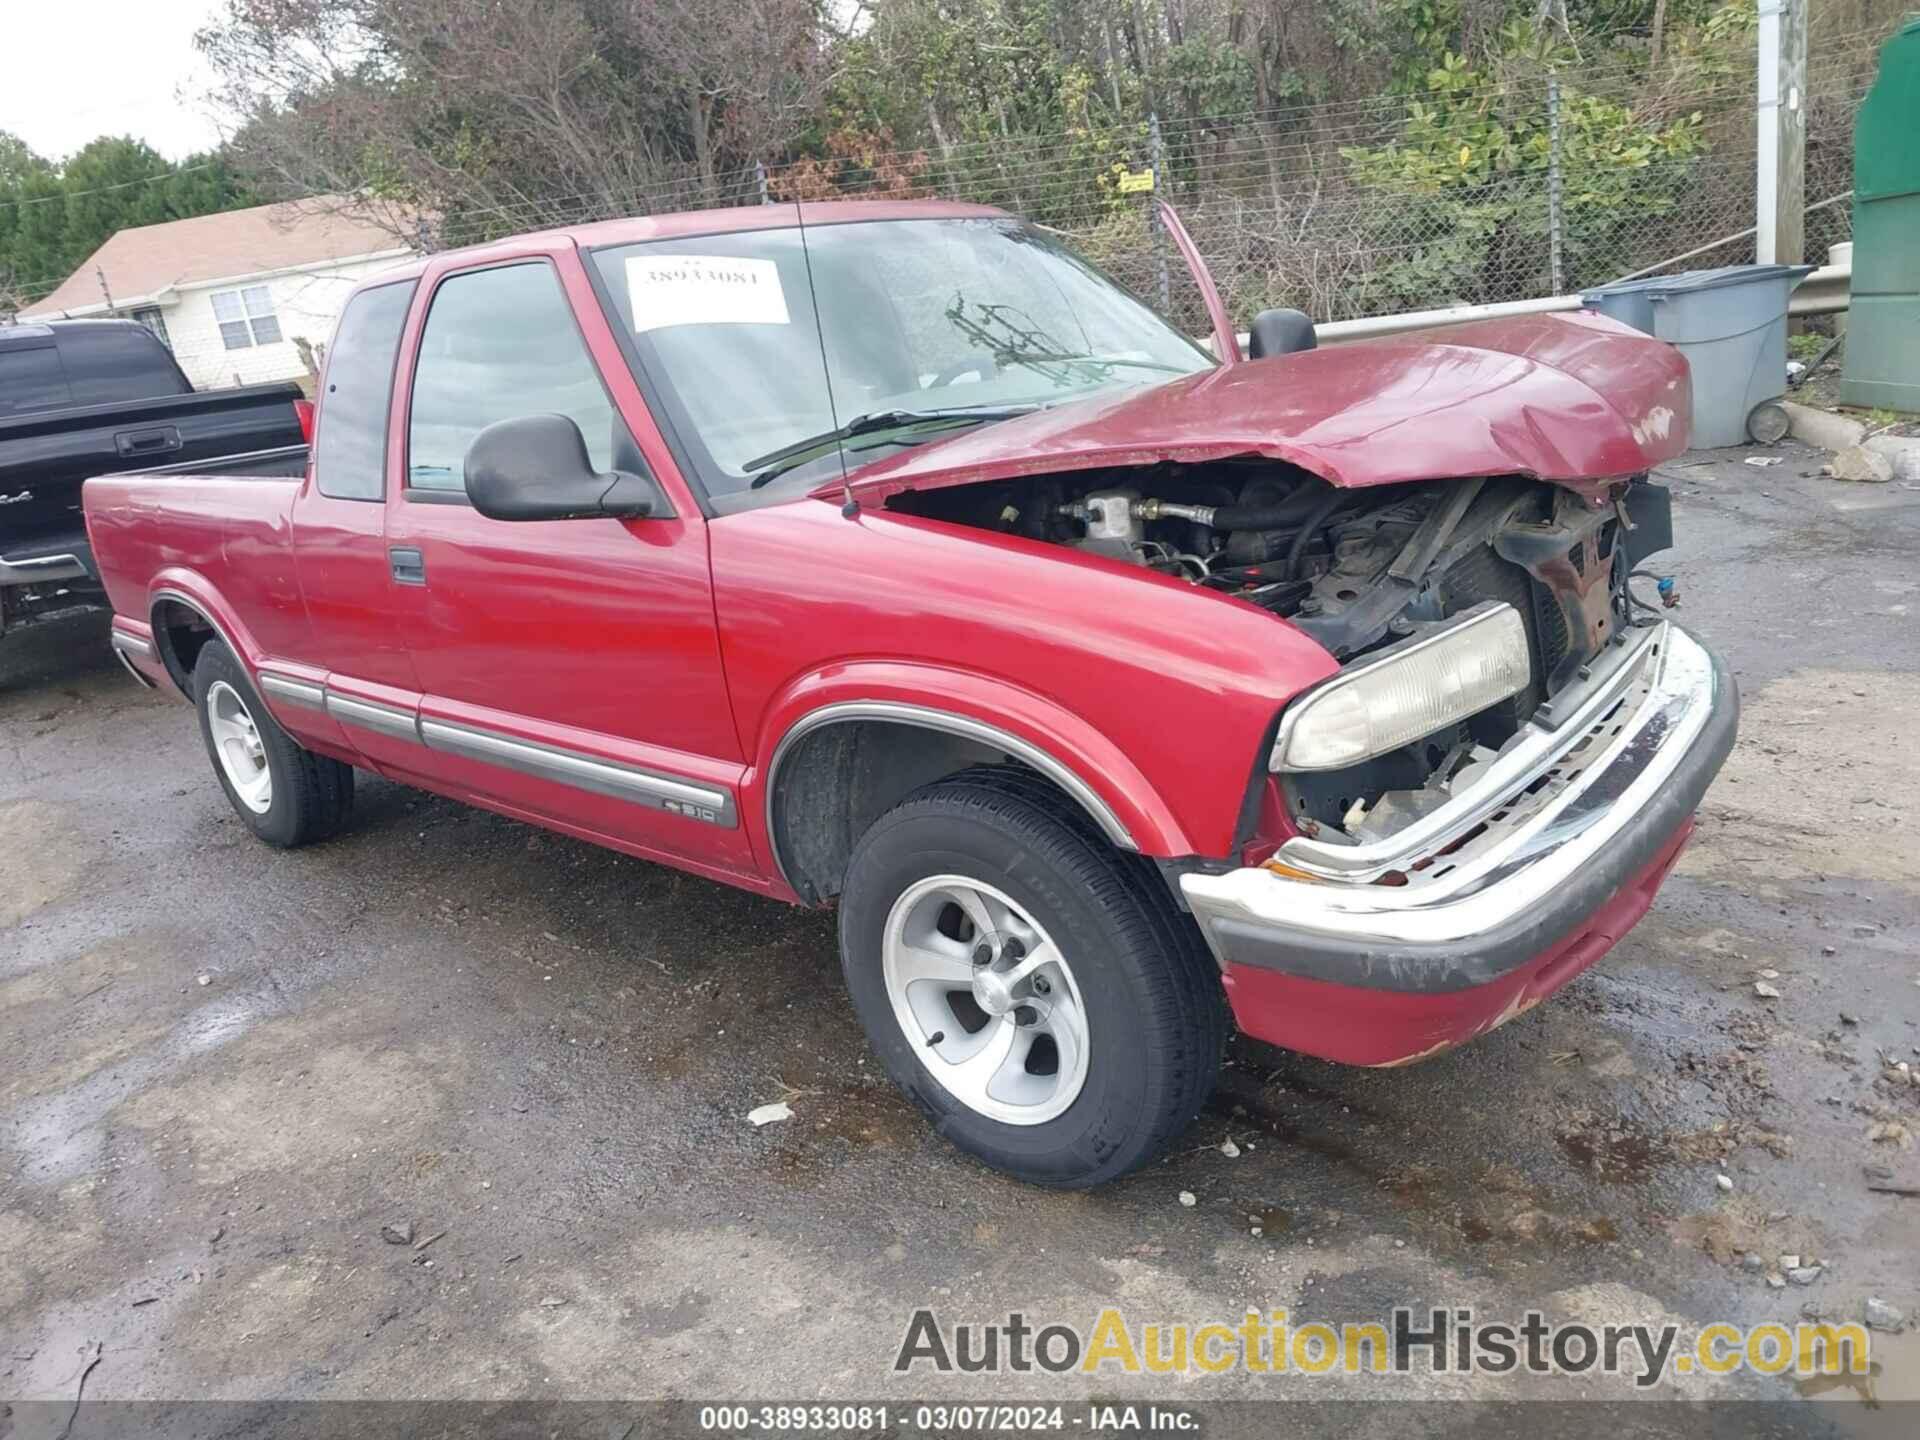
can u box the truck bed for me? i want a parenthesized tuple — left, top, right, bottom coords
(83, 465, 309, 635)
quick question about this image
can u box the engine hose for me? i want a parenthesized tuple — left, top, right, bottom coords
(1283, 489, 1349, 579)
(1200, 493, 1324, 531)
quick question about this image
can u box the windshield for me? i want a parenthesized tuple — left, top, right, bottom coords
(588, 217, 1214, 501)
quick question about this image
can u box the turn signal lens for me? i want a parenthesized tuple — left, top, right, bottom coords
(1269, 602, 1531, 773)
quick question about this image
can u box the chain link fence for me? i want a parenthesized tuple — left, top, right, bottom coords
(1, 24, 1890, 380)
(419, 28, 1883, 337)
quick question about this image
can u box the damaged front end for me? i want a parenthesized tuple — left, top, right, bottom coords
(1160, 472, 1738, 1067)
(893, 459, 1682, 856)
(1268, 471, 1679, 849)
(1180, 611, 1736, 1063)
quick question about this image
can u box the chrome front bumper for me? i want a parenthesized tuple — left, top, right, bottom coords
(1179, 621, 1738, 993)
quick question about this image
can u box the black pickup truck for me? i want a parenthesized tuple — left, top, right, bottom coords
(1, 318, 310, 642)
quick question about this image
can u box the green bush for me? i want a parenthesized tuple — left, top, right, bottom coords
(1340, 51, 1706, 309)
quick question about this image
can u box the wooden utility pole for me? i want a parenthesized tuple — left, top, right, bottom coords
(1756, 0, 1808, 265)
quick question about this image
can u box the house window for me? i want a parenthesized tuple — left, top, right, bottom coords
(211, 285, 283, 349)
(132, 306, 171, 349)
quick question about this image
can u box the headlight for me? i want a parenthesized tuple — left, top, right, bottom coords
(1270, 602, 1531, 772)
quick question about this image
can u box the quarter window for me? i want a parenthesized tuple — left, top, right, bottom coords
(211, 285, 282, 349)
(406, 262, 620, 493)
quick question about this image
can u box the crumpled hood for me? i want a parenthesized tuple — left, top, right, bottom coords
(820, 310, 1690, 507)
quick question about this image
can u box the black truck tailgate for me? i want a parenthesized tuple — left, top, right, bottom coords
(1, 383, 308, 551)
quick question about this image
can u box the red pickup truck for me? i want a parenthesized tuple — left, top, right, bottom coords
(85, 200, 1736, 1186)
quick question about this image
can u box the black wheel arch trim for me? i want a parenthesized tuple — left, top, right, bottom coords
(149, 588, 250, 697)
(764, 701, 1140, 898)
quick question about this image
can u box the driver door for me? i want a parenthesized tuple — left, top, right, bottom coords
(384, 248, 754, 877)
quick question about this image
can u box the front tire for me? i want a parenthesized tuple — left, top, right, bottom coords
(193, 642, 353, 847)
(839, 767, 1225, 1187)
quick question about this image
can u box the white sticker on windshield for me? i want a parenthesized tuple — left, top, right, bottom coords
(625, 255, 790, 332)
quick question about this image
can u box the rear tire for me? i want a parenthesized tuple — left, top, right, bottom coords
(193, 641, 353, 848)
(839, 766, 1225, 1187)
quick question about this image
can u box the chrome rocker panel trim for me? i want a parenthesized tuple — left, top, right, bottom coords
(324, 691, 419, 743)
(258, 673, 326, 710)
(322, 690, 736, 825)
(1179, 622, 1738, 994)
(145, 595, 734, 829)
(418, 717, 736, 827)
(109, 630, 156, 688)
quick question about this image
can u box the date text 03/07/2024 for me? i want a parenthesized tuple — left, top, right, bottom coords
(695, 1404, 1197, 1432)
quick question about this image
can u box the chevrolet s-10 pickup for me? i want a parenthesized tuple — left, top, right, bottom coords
(84, 201, 1737, 1185)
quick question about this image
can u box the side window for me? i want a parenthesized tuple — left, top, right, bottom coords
(406, 262, 620, 493)
(314, 280, 416, 501)
(0, 345, 72, 416)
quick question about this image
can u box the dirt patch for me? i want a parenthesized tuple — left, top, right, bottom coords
(0, 936, 179, 1106)
(1666, 1198, 1824, 1273)
(0, 799, 92, 927)
(0, 1016, 172, 1109)
(119, 1015, 452, 1187)
(1681, 668, 1920, 894)
(0, 1206, 105, 1318)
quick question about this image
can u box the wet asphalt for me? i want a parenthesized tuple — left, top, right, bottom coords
(1, 443, 1916, 1430)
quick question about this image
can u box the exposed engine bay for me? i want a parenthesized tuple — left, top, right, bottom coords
(889, 460, 1677, 843)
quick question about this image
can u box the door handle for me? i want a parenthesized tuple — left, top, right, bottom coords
(389, 546, 426, 586)
(115, 425, 182, 458)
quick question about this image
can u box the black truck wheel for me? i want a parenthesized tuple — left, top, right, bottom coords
(192, 642, 353, 847)
(838, 766, 1225, 1187)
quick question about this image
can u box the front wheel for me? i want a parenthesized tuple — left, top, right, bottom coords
(193, 641, 354, 848)
(839, 767, 1225, 1187)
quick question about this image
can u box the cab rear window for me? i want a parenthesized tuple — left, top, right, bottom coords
(314, 280, 418, 501)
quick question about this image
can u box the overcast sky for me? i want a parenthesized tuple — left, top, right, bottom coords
(3, 0, 228, 163)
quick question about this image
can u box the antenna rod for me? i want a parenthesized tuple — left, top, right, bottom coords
(792, 203, 859, 519)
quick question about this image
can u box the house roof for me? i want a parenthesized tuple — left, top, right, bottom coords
(20, 197, 415, 318)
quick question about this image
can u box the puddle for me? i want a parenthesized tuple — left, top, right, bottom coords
(176, 998, 257, 1055)
(1248, 1205, 1291, 1235)
(1798, 1327, 1920, 1428)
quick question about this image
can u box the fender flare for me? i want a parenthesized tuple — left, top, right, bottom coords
(146, 573, 261, 696)
(751, 662, 1196, 892)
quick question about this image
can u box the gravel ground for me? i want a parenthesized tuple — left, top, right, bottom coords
(2, 444, 1916, 1430)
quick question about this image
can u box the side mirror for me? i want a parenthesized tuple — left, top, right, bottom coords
(1247, 308, 1317, 360)
(464, 413, 664, 522)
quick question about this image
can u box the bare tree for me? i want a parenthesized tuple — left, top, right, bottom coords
(196, 0, 831, 245)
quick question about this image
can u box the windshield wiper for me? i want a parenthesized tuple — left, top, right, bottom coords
(744, 406, 1035, 489)
(997, 353, 1192, 375)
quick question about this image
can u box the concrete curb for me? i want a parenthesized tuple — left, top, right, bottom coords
(1782, 400, 1866, 452)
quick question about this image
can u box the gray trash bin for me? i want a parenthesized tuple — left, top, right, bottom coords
(1581, 264, 1814, 448)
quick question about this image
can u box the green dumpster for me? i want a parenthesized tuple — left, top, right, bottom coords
(1840, 16, 1920, 414)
